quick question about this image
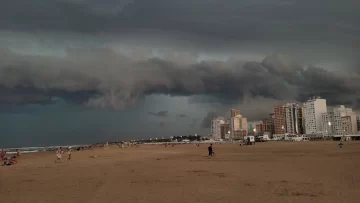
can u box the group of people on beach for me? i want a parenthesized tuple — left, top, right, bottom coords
(2, 142, 217, 166)
(163, 143, 176, 147)
(119, 142, 139, 148)
(1, 149, 21, 166)
(55, 147, 72, 162)
(1, 142, 217, 167)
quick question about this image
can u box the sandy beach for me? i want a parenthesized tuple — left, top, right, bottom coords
(1, 141, 360, 203)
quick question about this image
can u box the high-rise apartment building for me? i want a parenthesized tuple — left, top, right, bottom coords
(348, 112, 357, 134)
(321, 112, 334, 136)
(230, 109, 241, 117)
(297, 107, 304, 134)
(303, 97, 327, 134)
(220, 123, 230, 139)
(211, 109, 249, 140)
(231, 116, 248, 133)
(255, 121, 265, 134)
(274, 105, 286, 134)
(263, 113, 275, 134)
(285, 103, 303, 134)
(233, 130, 247, 140)
(341, 116, 353, 135)
(230, 116, 241, 132)
(241, 117, 248, 134)
(230, 111, 248, 139)
(322, 105, 357, 136)
(211, 117, 225, 140)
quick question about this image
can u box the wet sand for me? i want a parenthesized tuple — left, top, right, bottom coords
(1, 141, 360, 203)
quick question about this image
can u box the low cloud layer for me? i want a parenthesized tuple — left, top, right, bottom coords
(1, 48, 359, 112)
(201, 112, 219, 128)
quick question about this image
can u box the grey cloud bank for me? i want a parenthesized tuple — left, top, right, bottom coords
(1, 48, 359, 111)
(201, 112, 219, 129)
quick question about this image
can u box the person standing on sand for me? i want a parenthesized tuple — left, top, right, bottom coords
(208, 144, 213, 157)
(0, 149, 6, 160)
(67, 147, 72, 161)
(55, 147, 63, 162)
(16, 149, 21, 157)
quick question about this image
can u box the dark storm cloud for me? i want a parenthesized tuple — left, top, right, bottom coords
(0, 86, 53, 105)
(355, 99, 360, 109)
(201, 112, 219, 128)
(1, 0, 359, 44)
(0, 104, 32, 114)
(1, 48, 360, 112)
(148, 111, 168, 117)
(190, 119, 197, 128)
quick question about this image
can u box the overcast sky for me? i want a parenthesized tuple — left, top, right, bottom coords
(1, 0, 359, 147)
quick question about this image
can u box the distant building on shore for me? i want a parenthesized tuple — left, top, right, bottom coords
(210, 109, 249, 140)
(255, 121, 264, 134)
(211, 117, 225, 140)
(341, 116, 353, 135)
(285, 103, 303, 134)
(263, 113, 275, 136)
(230, 109, 241, 117)
(220, 123, 230, 139)
(322, 105, 357, 136)
(357, 116, 360, 132)
(274, 104, 286, 134)
(235, 130, 247, 140)
(303, 96, 327, 135)
(230, 109, 248, 139)
(298, 107, 305, 134)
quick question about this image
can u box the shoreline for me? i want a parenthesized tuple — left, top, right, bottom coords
(0, 139, 344, 154)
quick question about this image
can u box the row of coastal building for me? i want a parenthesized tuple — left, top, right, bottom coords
(211, 96, 360, 140)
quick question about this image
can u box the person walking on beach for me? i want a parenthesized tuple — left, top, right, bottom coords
(208, 144, 214, 157)
(67, 147, 72, 161)
(0, 149, 6, 160)
(55, 147, 63, 162)
(16, 149, 21, 157)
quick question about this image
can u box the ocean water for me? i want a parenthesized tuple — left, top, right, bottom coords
(1, 144, 89, 154)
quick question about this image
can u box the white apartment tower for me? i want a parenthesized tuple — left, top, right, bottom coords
(341, 116, 353, 135)
(303, 97, 327, 134)
(321, 112, 334, 136)
(322, 105, 357, 136)
(211, 117, 225, 140)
